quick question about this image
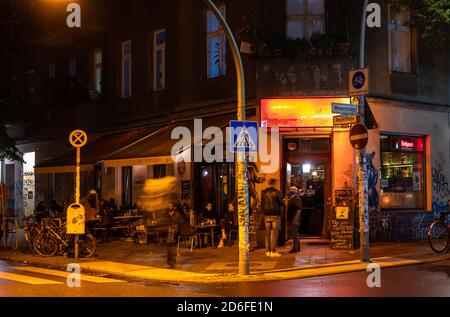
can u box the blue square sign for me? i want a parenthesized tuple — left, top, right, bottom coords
(230, 120, 258, 153)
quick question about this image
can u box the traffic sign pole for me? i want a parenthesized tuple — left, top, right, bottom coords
(205, 0, 250, 275)
(358, 0, 370, 263)
(69, 129, 87, 261)
(75, 147, 80, 260)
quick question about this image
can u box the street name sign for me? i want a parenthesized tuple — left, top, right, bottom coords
(332, 103, 359, 116)
(349, 68, 369, 96)
(333, 115, 359, 126)
(349, 123, 369, 150)
(230, 120, 258, 153)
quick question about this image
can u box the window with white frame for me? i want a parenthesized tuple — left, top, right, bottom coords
(388, 9, 411, 73)
(154, 30, 166, 91)
(121, 41, 132, 98)
(68, 58, 76, 77)
(286, 0, 325, 39)
(207, 5, 226, 79)
(94, 49, 102, 93)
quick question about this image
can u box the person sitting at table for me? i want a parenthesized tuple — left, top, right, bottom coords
(35, 201, 48, 224)
(218, 202, 238, 248)
(83, 189, 100, 233)
(200, 201, 219, 225)
(109, 198, 118, 217)
(49, 200, 64, 218)
(98, 199, 114, 243)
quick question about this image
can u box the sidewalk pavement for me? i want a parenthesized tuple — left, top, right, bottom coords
(1, 238, 449, 284)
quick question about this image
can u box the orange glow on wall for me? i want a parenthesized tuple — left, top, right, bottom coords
(261, 97, 351, 128)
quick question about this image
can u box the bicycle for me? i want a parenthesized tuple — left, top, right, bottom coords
(428, 211, 449, 253)
(23, 216, 42, 254)
(34, 220, 96, 258)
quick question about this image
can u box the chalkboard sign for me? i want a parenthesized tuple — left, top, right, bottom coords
(181, 181, 191, 199)
(330, 205, 355, 250)
(330, 219, 354, 250)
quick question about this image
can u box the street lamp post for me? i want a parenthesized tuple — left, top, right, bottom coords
(203, 0, 250, 275)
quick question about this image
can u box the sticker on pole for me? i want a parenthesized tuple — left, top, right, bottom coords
(349, 124, 369, 150)
(66, 203, 85, 235)
(349, 68, 369, 96)
(230, 120, 258, 153)
(69, 130, 87, 148)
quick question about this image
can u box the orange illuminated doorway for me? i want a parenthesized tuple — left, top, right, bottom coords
(283, 138, 332, 238)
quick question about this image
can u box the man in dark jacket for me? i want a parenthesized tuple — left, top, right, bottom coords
(261, 178, 283, 257)
(287, 186, 302, 253)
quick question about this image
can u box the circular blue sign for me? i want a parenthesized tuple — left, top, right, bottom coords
(352, 71, 366, 90)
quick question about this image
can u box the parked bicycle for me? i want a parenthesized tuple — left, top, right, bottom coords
(34, 219, 96, 258)
(428, 211, 449, 253)
(23, 216, 42, 254)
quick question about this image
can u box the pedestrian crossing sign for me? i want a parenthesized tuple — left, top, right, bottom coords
(230, 120, 258, 153)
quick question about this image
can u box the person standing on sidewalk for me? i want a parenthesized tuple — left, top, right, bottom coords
(287, 186, 302, 253)
(261, 178, 283, 257)
(167, 201, 182, 269)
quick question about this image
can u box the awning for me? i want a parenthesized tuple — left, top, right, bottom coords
(101, 114, 234, 168)
(34, 127, 162, 174)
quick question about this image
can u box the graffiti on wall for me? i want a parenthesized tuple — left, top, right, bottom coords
(366, 151, 379, 211)
(431, 162, 450, 212)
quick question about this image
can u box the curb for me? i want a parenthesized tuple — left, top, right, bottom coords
(1, 252, 449, 284)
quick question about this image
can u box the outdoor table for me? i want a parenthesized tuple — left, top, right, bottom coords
(113, 215, 143, 235)
(145, 222, 167, 245)
(192, 224, 219, 248)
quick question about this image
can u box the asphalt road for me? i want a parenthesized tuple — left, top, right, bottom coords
(0, 259, 449, 297)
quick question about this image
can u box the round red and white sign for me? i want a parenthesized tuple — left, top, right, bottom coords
(349, 124, 369, 150)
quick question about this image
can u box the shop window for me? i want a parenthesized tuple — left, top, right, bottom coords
(153, 165, 166, 179)
(122, 166, 132, 209)
(286, 0, 325, 39)
(380, 134, 425, 210)
(206, 5, 226, 79)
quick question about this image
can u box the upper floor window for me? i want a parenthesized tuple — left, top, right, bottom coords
(153, 30, 166, 91)
(47, 64, 55, 80)
(286, 0, 325, 39)
(388, 9, 411, 73)
(121, 40, 132, 98)
(94, 49, 102, 93)
(207, 5, 226, 79)
(68, 59, 76, 77)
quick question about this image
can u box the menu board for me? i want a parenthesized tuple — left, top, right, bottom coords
(331, 189, 355, 250)
(181, 181, 191, 199)
(330, 218, 354, 250)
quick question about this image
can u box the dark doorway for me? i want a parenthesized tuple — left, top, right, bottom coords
(194, 163, 235, 220)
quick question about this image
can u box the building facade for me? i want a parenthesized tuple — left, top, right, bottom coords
(1, 0, 449, 244)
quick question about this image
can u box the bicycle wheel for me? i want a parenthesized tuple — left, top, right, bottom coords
(428, 221, 448, 253)
(34, 232, 58, 257)
(78, 233, 96, 258)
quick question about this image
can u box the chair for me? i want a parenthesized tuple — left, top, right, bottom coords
(196, 228, 213, 248)
(177, 222, 195, 256)
(146, 228, 161, 245)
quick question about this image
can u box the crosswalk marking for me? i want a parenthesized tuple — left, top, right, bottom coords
(0, 271, 63, 285)
(12, 267, 125, 284)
